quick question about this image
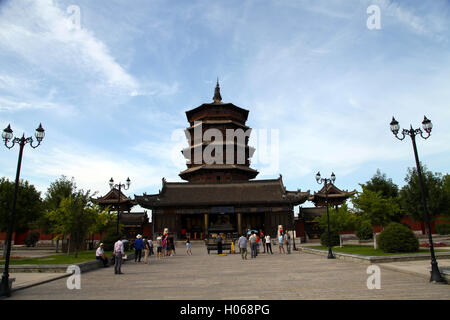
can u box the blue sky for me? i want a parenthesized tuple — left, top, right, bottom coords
(1, 0, 449, 214)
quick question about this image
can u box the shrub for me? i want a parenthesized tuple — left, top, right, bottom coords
(356, 221, 373, 240)
(102, 232, 120, 252)
(320, 231, 340, 247)
(101, 231, 130, 252)
(378, 222, 419, 253)
(435, 223, 450, 235)
(24, 231, 40, 247)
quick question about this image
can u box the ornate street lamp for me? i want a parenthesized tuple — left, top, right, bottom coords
(315, 171, 336, 259)
(1, 123, 45, 297)
(390, 116, 446, 284)
(109, 177, 131, 234)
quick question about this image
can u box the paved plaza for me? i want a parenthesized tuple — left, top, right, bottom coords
(6, 244, 450, 300)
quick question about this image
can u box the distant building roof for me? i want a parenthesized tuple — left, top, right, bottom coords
(309, 183, 357, 207)
(92, 188, 137, 208)
(119, 212, 148, 225)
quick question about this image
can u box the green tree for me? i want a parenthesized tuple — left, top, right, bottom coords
(352, 188, 403, 227)
(0, 177, 43, 234)
(40, 176, 78, 252)
(46, 190, 100, 258)
(399, 165, 447, 221)
(313, 204, 358, 234)
(61, 194, 96, 257)
(88, 204, 115, 247)
(442, 174, 450, 218)
(362, 169, 399, 198)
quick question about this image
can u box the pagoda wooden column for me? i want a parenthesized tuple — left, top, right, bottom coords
(237, 213, 242, 235)
(204, 213, 209, 235)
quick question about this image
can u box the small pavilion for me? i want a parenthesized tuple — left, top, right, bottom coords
(309, 183, 357, 208)
(92, 189, 151, 239)
(297, 184, 356, 240)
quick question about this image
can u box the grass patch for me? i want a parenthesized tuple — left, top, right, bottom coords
(0, 250, 131, 265)
(302, 245, 449, 256)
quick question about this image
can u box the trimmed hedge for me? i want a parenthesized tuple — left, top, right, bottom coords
(320, 231, 340, 247)
(24, 231, 40, 247)
(435, 223, 450, 235)
(356, 221, 373, 240)
(378, 222, 419, 253)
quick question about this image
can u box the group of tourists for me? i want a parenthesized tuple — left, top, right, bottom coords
(96, 229, 293, 274)
(95, 232, 184, 275)
(236, 230, 292, 260)
(133, 234, 155, 263)
(154, 233, 177, 259)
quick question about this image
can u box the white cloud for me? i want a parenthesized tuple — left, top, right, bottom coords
(0, 0, 139, 96)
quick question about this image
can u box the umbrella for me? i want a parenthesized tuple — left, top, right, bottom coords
(247, 230, 258, 235)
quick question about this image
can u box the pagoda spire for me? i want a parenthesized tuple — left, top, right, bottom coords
(213, 77, 222, 103)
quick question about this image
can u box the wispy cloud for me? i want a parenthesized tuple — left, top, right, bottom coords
(0, 0, 140, 96)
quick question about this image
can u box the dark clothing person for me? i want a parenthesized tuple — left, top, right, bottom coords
(266, 242, 273, 254)
(96, 255, 108, 267)
(134, 236, 144, 262)
(217, 235, 223, 254)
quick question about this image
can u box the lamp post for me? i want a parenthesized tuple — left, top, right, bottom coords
(315, 171, 336, 259)
(390, 116, 446, 284)
(109, 177, 131, 235)
(1, 124, 45, 297)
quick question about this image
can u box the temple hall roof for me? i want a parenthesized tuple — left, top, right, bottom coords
(135, 176, 309, 208)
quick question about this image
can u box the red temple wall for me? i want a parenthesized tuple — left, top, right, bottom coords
(294, 215, 449, 237)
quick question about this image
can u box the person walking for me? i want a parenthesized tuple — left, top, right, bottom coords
(265, 234, 273, 254)
(161, 234, 167, 257)
(166, 236, 172, 257)
(249, 231, 257, 258)
(134, 234, 144, 262)
(113, 236, 125, 274)
(148, 238, 154, 257)
(259, 230, 266, 253)
(237, 234, 248, 260)
(285, 231, 291, 254)
(278, 232, 285, 254)
(186, 238, 192, 255)
(143, 237, 150, 264)
(216, 233, 223, 255)
(156, 234, 162, 259)
(255, 233, 259, 256)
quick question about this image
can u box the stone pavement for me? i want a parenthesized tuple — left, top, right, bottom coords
(8, 273, 70, 291)
(5, 245, 450, 300)
(378, 259, 450, 280)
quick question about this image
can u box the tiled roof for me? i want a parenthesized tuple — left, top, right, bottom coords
(135, 177, 309, 207)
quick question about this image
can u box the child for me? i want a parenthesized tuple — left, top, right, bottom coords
(186, 238, 192, 255)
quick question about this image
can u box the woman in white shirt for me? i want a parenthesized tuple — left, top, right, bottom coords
(265, 235, 273, 254)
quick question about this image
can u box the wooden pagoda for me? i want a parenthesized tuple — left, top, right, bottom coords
(135, 82, 310, 239)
